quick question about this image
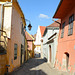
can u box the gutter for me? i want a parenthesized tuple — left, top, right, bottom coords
(53, 0, 63, 18)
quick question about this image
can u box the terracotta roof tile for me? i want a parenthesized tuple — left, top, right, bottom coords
(47, 19, 61, 27)
(39, 26, 46, 37)
(25, 31, 33, 40)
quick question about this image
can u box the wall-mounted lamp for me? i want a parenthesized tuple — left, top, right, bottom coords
(21, 17, 32, 31)
(25, 19, 32, 31)
(28, 24, 32, 30)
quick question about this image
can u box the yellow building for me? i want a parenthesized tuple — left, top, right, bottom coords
(25, 35, 28, 62)
(0, 0, 26, 74)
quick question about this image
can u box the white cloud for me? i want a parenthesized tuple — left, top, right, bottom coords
(39, 14, 50, 19)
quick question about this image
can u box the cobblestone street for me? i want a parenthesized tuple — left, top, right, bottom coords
(10, 57, 70, 75)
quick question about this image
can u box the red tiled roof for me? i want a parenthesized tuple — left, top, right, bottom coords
(25, 31, 33, 41)
(39, 26, 46, 37)
(47, 19, 61, 27)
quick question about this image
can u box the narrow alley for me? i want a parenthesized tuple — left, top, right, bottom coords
(10, 57, 69, 75)
(0, 0, 75, 75)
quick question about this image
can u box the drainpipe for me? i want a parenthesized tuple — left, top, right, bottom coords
(0, 1, 12, 32)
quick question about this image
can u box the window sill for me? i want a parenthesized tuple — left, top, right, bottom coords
(14, 57, 17, 60)
(68, 34, 73, 36)
(61, 37, 64, 38)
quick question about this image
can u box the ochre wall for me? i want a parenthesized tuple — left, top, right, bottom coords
(25, 38, 28, 61)
(32, 41, 35, 57)
(0, 54, 7, 75)
(7, 4, 25, 72)
(0, 1, 25, 74)
(0, 5, 1, 28)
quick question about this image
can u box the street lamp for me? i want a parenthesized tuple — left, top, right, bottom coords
(25, 19, 32, 31)
(28, 24, 32, 30)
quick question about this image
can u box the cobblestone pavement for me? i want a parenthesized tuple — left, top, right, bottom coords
(10, 58, 70, 75)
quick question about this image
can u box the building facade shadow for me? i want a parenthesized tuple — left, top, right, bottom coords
(10, 58, 47, 75)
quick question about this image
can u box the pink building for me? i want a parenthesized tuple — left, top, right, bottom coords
(25, 31, 35, 59)
(53, 0, 75, 73)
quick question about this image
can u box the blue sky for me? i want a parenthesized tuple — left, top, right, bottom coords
(18, 0, 60, 35)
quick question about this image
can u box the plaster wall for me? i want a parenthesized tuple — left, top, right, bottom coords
(56, 7, 75, 72)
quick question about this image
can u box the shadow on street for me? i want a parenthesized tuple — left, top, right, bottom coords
(10, 58, 47, 75)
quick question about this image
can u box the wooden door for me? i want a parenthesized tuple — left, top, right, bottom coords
(65, 53, 69, 70)
(49, 45, 51, 62)
(66, 53, 69, 70)
(20, 45, 22, 65)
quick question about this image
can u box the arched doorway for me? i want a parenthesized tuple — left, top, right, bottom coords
(64, 52, 69, 70)
(49, 45, 51, 62)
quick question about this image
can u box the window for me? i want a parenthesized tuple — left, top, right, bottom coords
(61, 22, 65, 38)
(14, 44, 17, 60)
(68, 14, 74, 35)
(21, 44, 24, 54)
(21, 24, 25, 36)
(21, 24, 24, 34)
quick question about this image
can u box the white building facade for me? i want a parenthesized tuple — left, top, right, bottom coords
(34, 26, 46, 54)
(42, 21, 60, 67)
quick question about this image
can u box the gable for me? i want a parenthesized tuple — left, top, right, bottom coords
(25, 31, 34, 41)
(39, 26, 46, 37)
